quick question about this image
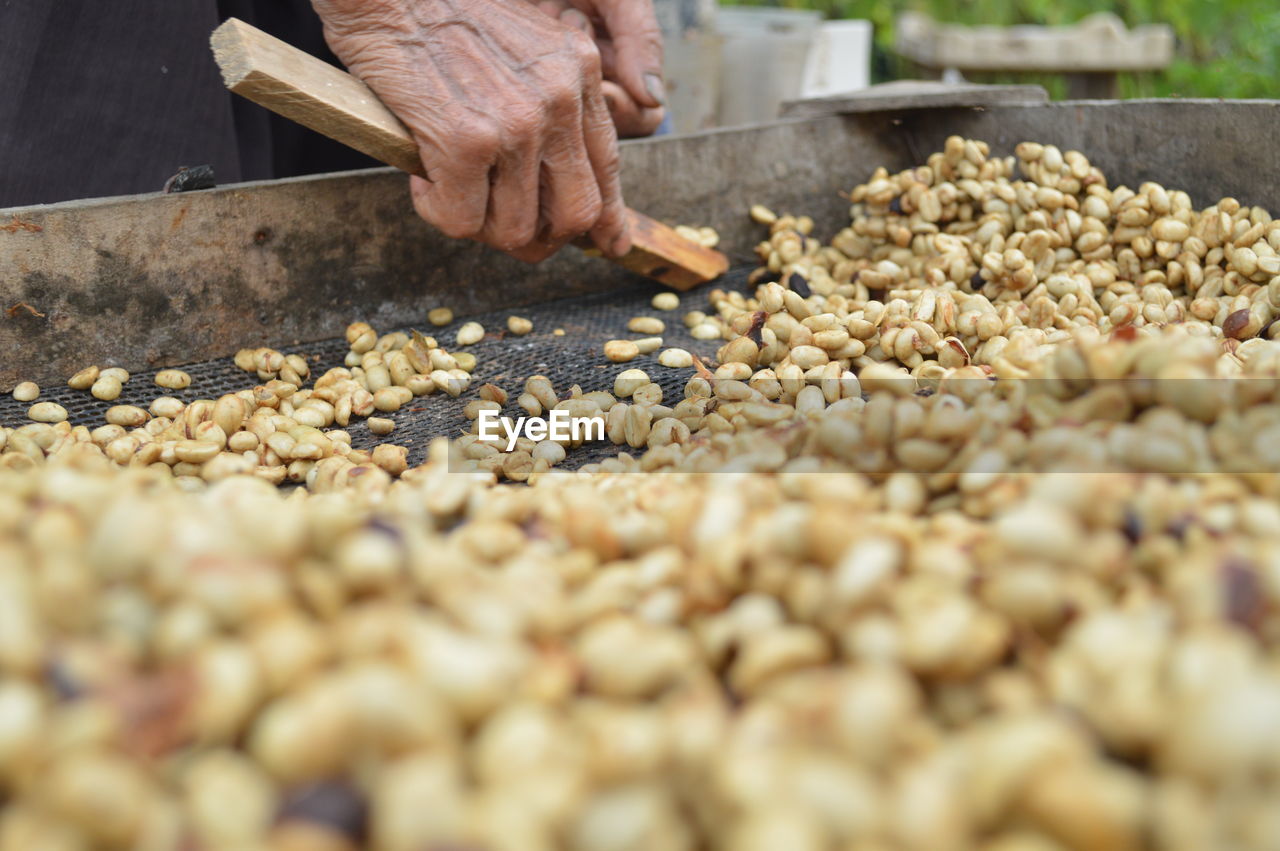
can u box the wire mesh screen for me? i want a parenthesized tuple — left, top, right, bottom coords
(0, 269, 758, 469)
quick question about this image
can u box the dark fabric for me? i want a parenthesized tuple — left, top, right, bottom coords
(0, 0, 375, 208)
(236, 0, 377, 179)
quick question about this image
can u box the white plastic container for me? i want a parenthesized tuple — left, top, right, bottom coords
(715, 7, 823, 127)
(800, 20, 873, 98)
(663, 31, 724, 134)
(653, 0, 721, 135)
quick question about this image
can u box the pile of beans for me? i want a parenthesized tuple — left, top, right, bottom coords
(2, 138, 1280, 850)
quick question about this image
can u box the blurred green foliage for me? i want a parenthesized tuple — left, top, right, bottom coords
(721, 0, 1280, 99)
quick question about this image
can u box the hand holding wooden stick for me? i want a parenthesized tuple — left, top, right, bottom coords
(211, 17, 727, 290)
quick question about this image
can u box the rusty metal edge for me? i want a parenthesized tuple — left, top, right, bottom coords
(4, 99, 1280, 386)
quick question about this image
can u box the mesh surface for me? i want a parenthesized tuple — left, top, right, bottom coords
(2, 269, 758, 470)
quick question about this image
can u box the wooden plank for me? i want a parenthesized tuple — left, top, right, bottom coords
(210, 17, 726, 290)
(895, 11, 1174, 74)
(781, 81, 1048, 119)
(211, 17, 422, 175)
(584, 209, 728, 291)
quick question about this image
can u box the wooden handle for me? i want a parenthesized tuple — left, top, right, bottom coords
(210, 17, 727, 290)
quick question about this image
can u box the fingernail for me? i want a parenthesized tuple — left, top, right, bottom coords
(561, 8, 592, 33)
(611, 235, 631, 257)
(644, 73, 666, 106)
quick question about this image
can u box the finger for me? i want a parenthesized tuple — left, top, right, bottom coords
(580, 81, 628, 256)
(539, 134, 604, 243)
(504, 234, 570, 264)
(534, 0, 570, 18)
(558, 7, 594, 35)
(593, 0, 664, 109)
(481, 145, 542, 251)
(535, 30, 608, 244)
(408, 162, 491, 241)
(601, 79, 665, 138)
(594, 37, 618, 80)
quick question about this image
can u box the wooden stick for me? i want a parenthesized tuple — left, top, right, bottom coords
(210, 17, 727, 290)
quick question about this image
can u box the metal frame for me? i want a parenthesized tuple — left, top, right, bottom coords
(4, 99, 1279, 387)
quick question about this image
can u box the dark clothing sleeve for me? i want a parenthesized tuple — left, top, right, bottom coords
(0, 0, 375, 208)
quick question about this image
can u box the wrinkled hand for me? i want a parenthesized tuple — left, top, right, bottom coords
(528, 0, 666, 137)
(312, 0, 629, 261)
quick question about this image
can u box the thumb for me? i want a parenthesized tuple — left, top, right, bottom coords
(593, 0, 665, 109)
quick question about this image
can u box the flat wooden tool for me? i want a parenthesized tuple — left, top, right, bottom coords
(211, 17, 727, 290)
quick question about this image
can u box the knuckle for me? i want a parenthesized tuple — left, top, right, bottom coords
(497, 220, 538, 251)
(554, 195, 603, 237)
(432, 201, 485, 239)
(586, 106, 620, 142)
(545, 84, 581, 120)
(596, 201, 626, 235)
(457, 119, 501, 160)
(501, 106, 544, 145)
(566, 30, 601, 73)
(595, 146, 621, 176)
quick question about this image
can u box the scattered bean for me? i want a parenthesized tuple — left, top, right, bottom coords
(604, 340, 640, 363)
(155, 369, 191, 390)
(91, 375, 122, 401)
(631, 382, 663, 406)
(651, 292, 680, 311)
(479, 383, 507, 405)
(372, 388, 403, 413)
(627, 316, 665, 335)
(658, 348, 694, 368)
(613, 369, 650, 398)
(67, 365, 99, 390)
(105, 405, 149, 427)
(28, 402, 67, 423)
(456, 322, 485, 346)
(12, 381, 39, 402)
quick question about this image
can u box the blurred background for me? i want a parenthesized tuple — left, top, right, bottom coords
(660, 0, 1280, 132)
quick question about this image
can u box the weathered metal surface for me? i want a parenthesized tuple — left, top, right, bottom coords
(895, 11, 1174, 73)
(0, 116, 893, 386)
(781, 81, 1048, 120)
(4, 99, 1280, 386)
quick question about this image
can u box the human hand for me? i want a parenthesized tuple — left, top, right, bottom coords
(528, 0, 667, 137)
(311, 0, 629, 262)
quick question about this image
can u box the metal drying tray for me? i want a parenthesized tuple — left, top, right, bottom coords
(0, 271, 757, 469)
